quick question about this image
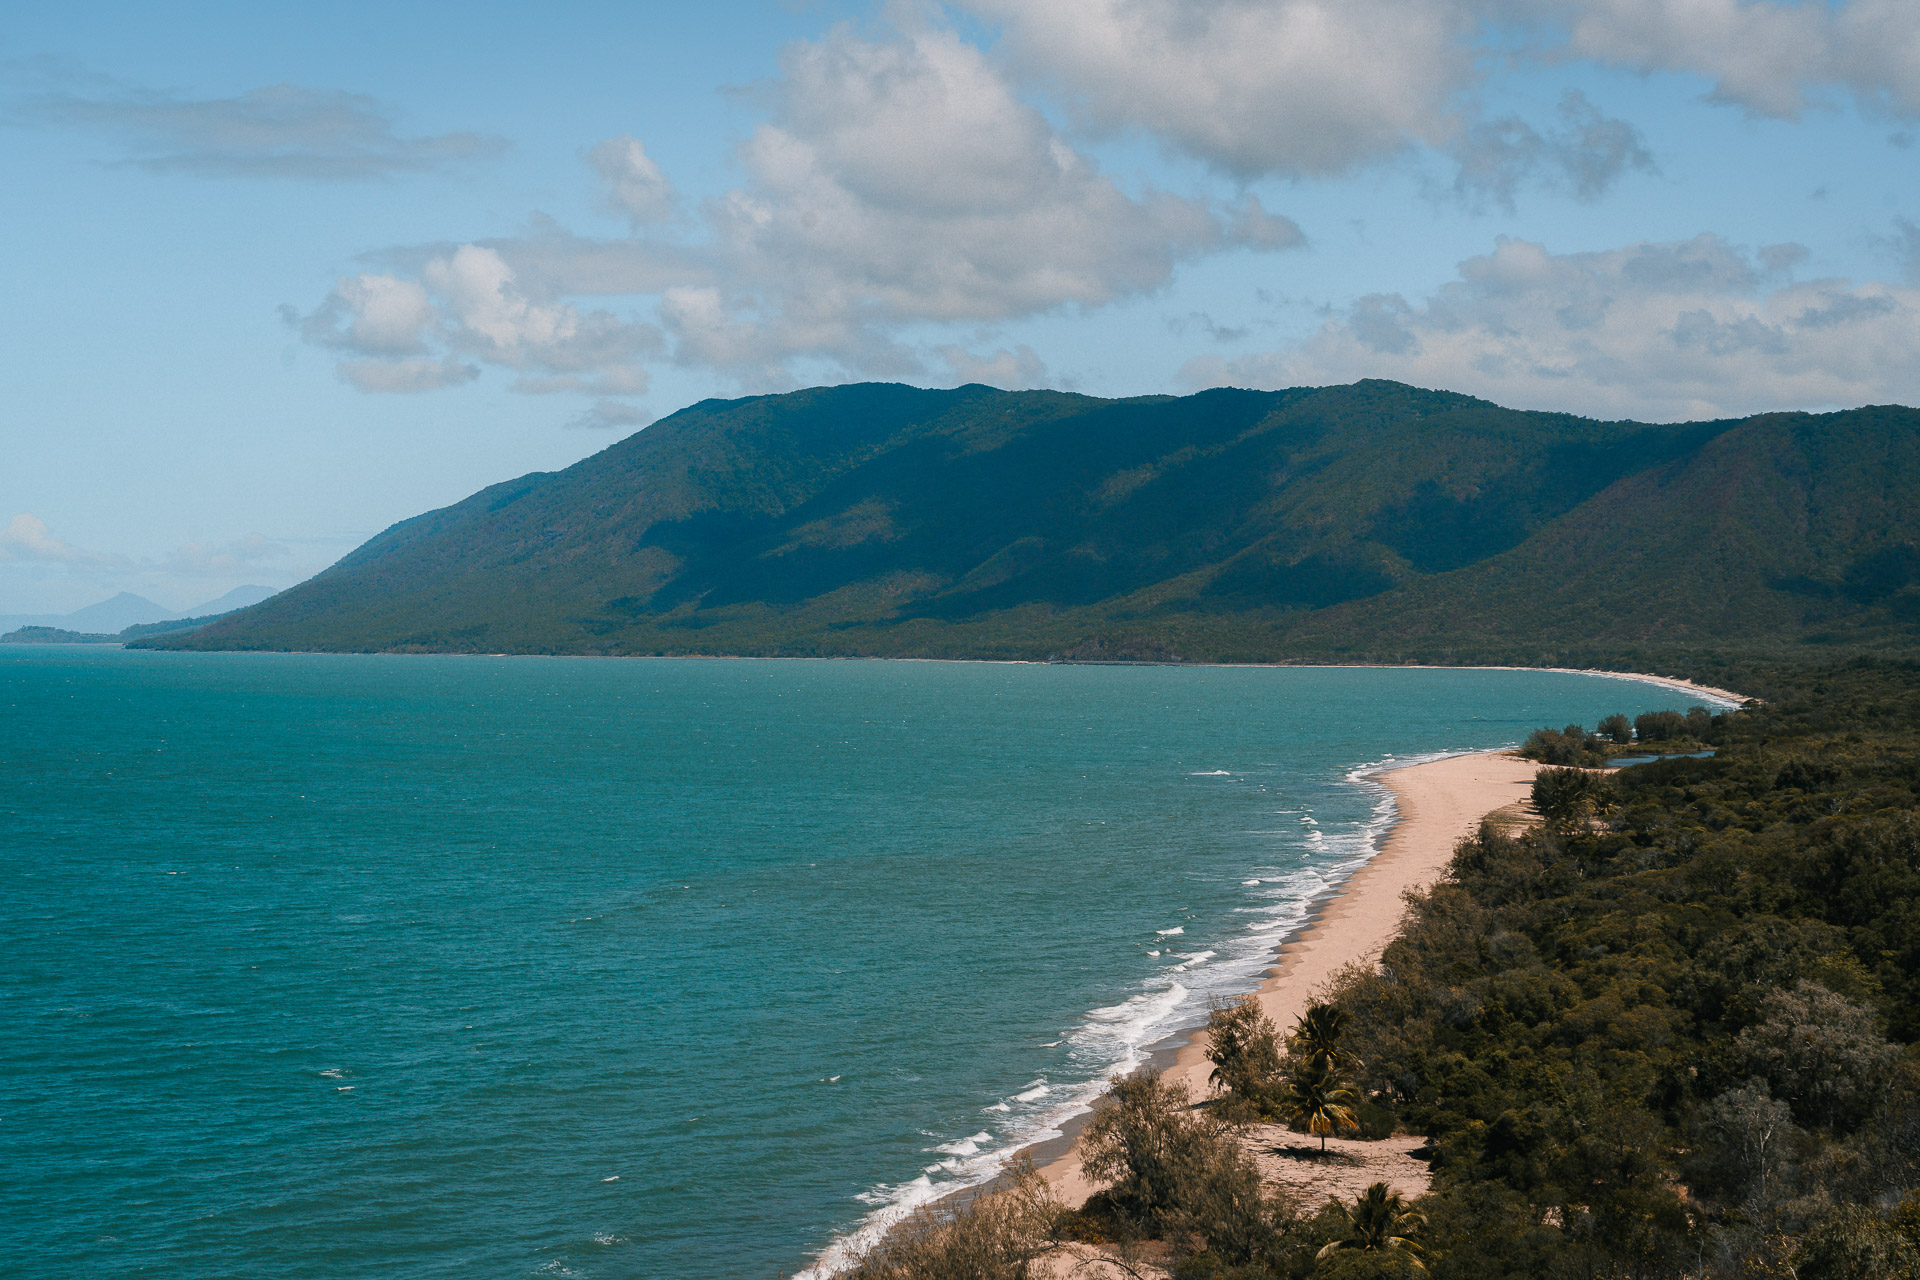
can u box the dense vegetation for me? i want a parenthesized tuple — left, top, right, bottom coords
(142, 381, 1920, 662)
(840, 658, 1920, 1279)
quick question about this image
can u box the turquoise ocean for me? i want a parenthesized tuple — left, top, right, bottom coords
(1, 648, 1725, 1279)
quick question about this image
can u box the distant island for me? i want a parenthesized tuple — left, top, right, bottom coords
(137, 380, 1920, 670)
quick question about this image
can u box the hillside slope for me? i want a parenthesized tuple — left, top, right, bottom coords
(150, 381, 1920, 662)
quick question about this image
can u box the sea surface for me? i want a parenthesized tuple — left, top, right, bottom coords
(1, 648, 1726, 1279)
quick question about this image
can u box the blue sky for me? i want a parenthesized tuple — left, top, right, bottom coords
(4, 0, 1919, 613)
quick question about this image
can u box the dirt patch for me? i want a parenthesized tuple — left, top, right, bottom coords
(1244, 1128, 1432, 1209)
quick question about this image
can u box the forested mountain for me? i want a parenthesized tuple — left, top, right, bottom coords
(147, 380, 1920, 663)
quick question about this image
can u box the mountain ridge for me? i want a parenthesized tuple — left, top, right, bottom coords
(143, 381, 1920, 665)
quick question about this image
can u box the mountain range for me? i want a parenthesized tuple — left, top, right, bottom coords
(0, 586, 278, 637)
(143, 381, 1920, 666)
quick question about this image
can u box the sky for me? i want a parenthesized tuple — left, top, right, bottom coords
(4, 0, 1919, 614)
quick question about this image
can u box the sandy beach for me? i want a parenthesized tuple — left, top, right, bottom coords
(1036, 748, 1541, 1207)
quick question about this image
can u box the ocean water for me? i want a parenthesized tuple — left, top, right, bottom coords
(0, 648, 1726, 1279)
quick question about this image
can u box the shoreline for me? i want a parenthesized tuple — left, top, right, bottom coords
(100, 643, 1757, 707)
(1030, 747, 1540, 1209)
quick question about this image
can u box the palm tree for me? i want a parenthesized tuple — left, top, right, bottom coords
(1315, 1181, 1427, 1270)
(1291, 1002, 1359, 1076)
(1280, 1061, 1357, 1152)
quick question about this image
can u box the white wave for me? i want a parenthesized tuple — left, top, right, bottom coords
(1190, 770, 1231, 775)
(803, 748, 1427, 1280)
(931, 1132, 993, 1156)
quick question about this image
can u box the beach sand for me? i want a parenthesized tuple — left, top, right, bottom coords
(1036, 748, 1541, 1208)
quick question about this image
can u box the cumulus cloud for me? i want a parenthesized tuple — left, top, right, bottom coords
(936, 343, 1049, 387)
(293, 245, 659, 394)
(24, 81, 507, 180)
(1186, 232, 1920, 421)
(338, 356, 480, 394)
(0, 514, 124, 568)
(292, 21, 1298, 391)
(659, 22, 1296, 372)
(0, 517, 290, 582)
(954, 0, 1920, 187)
(960, 0, 1474, 177)
(1524, 0, 1920, 120)
(588, 135, 678, 224)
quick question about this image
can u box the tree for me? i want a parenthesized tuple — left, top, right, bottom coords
(1521, 724, 1603, 766)
(1796, 1205, 1920, 1280)
(842, 1158, 1060, 1280)
(1280, 1061, 1357, 1152)
(1736, 981, 1900, 1131)
(1290, 1002, 1360, 1077)
(1530, 766, 1614, 833)
(1077, 1070, 1290, 1263)
(1205, 997, 1282, 1115)
(1597, 713, 1633, 744)
(1634, 709, 1688, 742)
(1699, 1078, 1797, 1205)
(1315, 1182, 1427, 1271)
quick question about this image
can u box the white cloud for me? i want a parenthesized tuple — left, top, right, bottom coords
(588, 135, 678, 224)
(0, 517, 291, 585)
(662, 22, 1295, 372)
(338, 355, 480, 394)
(24, 81, 507, 180)
(1186, 232, 1920, 421)
(0, 513, 124, 567)
(294, 274, 435, 355)
(1526, 0, 1920, 120)
(292, 20, 1298, 392)
(961, 0, 1474, 177)
(956, 0, 1920, 186)
(936, 343, 1049, 388)
(294, 245, 659, 394)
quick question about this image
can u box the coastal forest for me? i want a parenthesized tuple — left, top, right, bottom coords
(847, 658, 1920, 1279)
(140, 380, 1920, 666)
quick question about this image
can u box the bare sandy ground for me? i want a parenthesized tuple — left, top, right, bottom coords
(1036, 749, 1541, 1209)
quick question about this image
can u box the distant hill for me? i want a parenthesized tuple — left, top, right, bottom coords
(2, 592, 178, 635)
(3, 591, 279, 646)
(143, 381, 1920, 666)
(0, 586, 274, 636)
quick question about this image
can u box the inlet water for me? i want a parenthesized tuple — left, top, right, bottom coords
(0, 649, 1723, 1279)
